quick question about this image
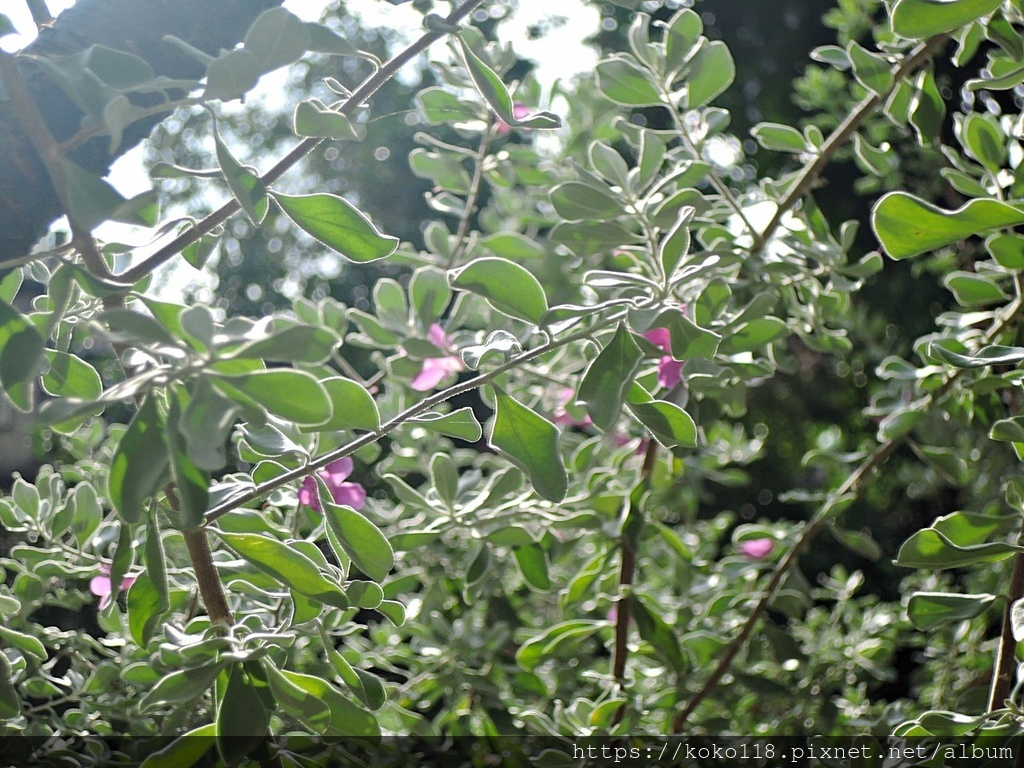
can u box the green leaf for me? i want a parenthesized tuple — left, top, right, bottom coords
(262, 660, 331, 731)
(961, 112, 1005, 175)
(908, 66, 945, 145)
(516, 620, 605, 671)
(205, 48, 262, 101)
(907, 592, 995, 630)
(0, 14, 16, 37)
(0, 625, 46, 662)
(140, 724, 216, 768)
(0, 652, 18, 720)
(662, 8, 702, 74)
(127, 515, 170, 645)
(294, 99, 365, 140)
(274, 192, 398, 263)
(577, 324, 644, 432)
(828, 525, 883, 561)
(847, 41, 893, 95)
(40, 350, 102, 400)
(460, 329, 522, 369)
(140, 663, 223, 712)
(108, 395, 170, 524)
(481, 232, 547, 260)
(596, 55, 664, 106)
(895, 511, 1021, 569)
(659, 207, 694, 276)
(651, 309, 721, 360)
(943, 271, 1009, 306)
(323, 501, 394, 583)
(61, 159, 157, 229)
(990, 416, 1024, 442)
(408, 408, 483, 442)
(280, 669, 379, 737)
(685, 39, 735, 107)
(318, 626, 387, 710)
(166, 389, 210, 529)
(719, 317, 787, 354)
(214, 124, 268, 226)
(450, 257, 548, 324)
(513, 543, 552, 591)
(243, 7, 311, 73)
(986, 233, 1024, 270)
(891, 0, 1003, 38)
(312, 377, 380, 432)
(0, 298, 44, 411)
(216, 664, 268, 767)
(212, 369, 332, 426)
(630, 594, 687, 671)
(852, 133, 898, 176)
(929, 341, 1024, 368)
(455, 37, 559, 129)
(409, 266, 451, 329)
(750, 122, 808, 153)
(550, 181, 624, 221)
(218, 532, 349, 608)
(626, 397, 697, 449)
(872, 192, 1024, 259)
(233, 324, 339, 364)
(589, 142, 630, 188)
(550, 220, 636, 256)
(489, 387, 567, 502)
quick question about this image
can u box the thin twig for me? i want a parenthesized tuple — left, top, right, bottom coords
(446, 124, 494, 270)
(118, 0, 488, 285)
(0, 49, 118, 281)
(203, 310, 626, 525)
(752, 35, 947, 253)
(671, 293, 1024, 731)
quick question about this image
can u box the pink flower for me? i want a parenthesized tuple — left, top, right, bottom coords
(89, 565, 137, 609)
(496, 103, 533, 136)
(643, 327, 684, 389)
(738, 538, 774, 560)
(299, 457, 367, 512)
(552, 387, 592, 427)
(412, 323, 464, 392)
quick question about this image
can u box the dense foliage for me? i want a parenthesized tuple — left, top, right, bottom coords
(3, 0, 1024, 763)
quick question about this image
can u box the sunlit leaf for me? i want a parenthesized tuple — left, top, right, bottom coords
(450, 257, 548, 324)
(275, 192, 398, 262)
(489, 387, 567, 502)
(907, 592, 995, 630)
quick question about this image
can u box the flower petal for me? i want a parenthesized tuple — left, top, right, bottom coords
(657, 357, 684, 389)
(643, 327, 671, 352)
(331, 482, 367, 511)
(298, 476, 321, 511)
(738, 538, 775, 559)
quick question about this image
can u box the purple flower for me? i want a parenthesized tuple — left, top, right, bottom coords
(642, 327, 684, 389)
(90, 565, 137, 609)
(412, 324, 464, 392)
(496, 103, 533, 136)
(738, 538, 774, 560)
(552, 387, 592, 427)
(299, 457, 367, 512)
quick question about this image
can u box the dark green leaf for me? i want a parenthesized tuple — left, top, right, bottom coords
(513, 543, 551, 591)
(516, 620, 605, 671)
(907, 592, 995, 630)
(214, 125, 268, 226)
(450, 257, 548, 324)
(750, 122, 808, 153)
(140, 663, 223, 712)
(217, 664, 268, 766)
(108, 395, 170, 524)
(139, 724, 216, 768)
(626, 397, 697, 449)
(166, 389, 210, 529)
(262, 660, 331, 731)
(986, 233, 1024, 270)
(0, 298, 43, 411)
(409, 266, 451, 329)
(233, 324, 339, 364)
(847, 41, 893, 95)
(275, 192, 398, 263)
(577, 323, 644, 432)
(280, 669, 379, 737)
(630, 594, 687, 671)
(127, 515, 170, 645)
(489, 387, 567, 502)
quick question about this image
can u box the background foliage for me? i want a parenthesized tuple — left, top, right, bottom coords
(2, 0, 1024, 764)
